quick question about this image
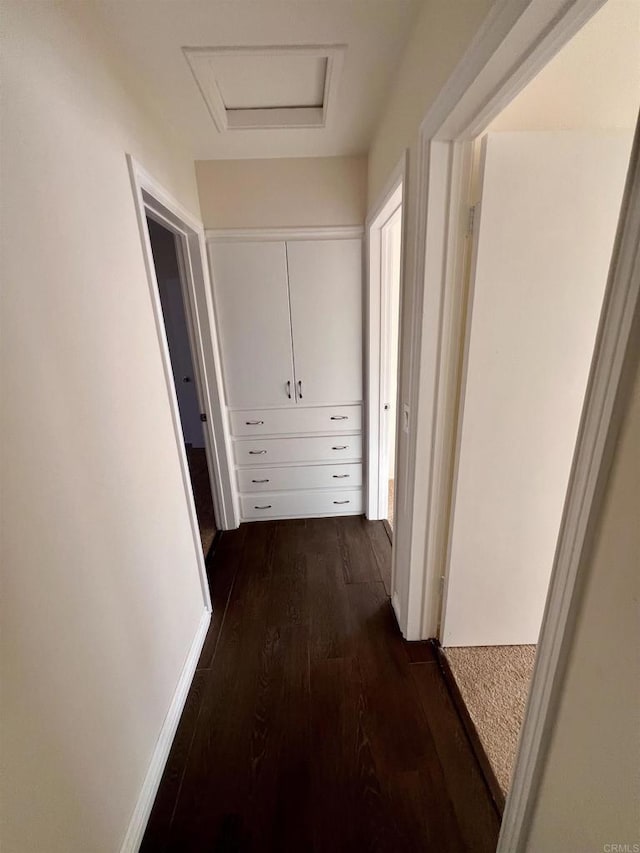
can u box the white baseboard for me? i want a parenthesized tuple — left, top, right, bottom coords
(120, 608, 211, 853)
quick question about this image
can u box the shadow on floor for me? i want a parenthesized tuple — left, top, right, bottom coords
(142, 516, 500, 853)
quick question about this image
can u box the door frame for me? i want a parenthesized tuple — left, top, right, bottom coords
(392, 0, 639, 848)
(400, 0, 613, 642)
(378, 205, 403, 522)
(127, 155, 238, 607)
(365, 153, 406, 525)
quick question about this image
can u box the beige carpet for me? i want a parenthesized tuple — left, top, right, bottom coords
(444, 644, 536, 794)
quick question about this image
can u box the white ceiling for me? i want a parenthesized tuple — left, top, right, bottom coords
(91, 0, 423, 160)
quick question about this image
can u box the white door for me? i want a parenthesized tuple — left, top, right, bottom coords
(286, 239, 363, 405)
(443, 130, 633, 647)
(379, 207, 402, 519)
(209, 241, 296, 409)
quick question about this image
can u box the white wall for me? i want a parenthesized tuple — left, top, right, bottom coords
(489, 0, 640, 132)
(525, 345, 640, 853)
(443, 130, 632, 646)
(1, 4, 207, 851)
(196, 156, 368, 228)
(367, 0, 493, 206)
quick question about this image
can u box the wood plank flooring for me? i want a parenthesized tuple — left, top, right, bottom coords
(142, 517, 500, 853)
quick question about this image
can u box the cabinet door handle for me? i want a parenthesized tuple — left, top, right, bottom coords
(333, 500, 350, 505)
(330, 415, 348, 420)
(332, 474, 350, 478)
(254, 504, 272, 509)
(251, 478, 270, 483)
(286, 380, 292, 399)
(249, 450, 267, 455)
(332, 445, 348, 451)
(298, 379, 303, 399)
(245, 420, 264, 426)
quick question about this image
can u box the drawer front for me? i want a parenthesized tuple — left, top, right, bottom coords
(234, 434, 362, 467)
(241, 489, 363, 520)
(229, 405, 362, 437)
(237, 463, 363, 493)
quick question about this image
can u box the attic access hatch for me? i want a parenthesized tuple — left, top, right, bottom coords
(184, 45, 346, 131)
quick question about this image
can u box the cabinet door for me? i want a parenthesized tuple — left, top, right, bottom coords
(287, 239, 363, 405)
(209, 241, 295, 409)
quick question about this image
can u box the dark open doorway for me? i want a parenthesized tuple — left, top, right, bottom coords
(146, 216, 217, 557)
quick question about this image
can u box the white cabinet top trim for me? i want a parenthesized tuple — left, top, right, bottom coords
(205, 226, 364, 242)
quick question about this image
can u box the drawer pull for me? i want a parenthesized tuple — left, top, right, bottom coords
(330, 415, 348, 420)
(333, 474, 350, 478)
(332, 445, 348, 451)
(333, 500, 351, 505)
(246, 420, 264, 426)
(252, 478, 270, 483)
(249, 450, 267, 455)
(254, 504, 272, 510)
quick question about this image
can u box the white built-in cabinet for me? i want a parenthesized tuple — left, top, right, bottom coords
(287, 240, 363, 405)
(208, 230, 364, 521)
(207, 241, 295, 409)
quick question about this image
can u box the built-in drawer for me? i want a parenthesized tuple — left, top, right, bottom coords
(234, 434, 362, 467)
(237, 463, 363, 493)
(241, 488, 363, 520)
(229, 405, 362, 437)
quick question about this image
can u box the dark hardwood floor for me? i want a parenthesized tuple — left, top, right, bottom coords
(141, 517, 500, 853)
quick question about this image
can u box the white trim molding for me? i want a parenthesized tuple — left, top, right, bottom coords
(205, 226, 364, 242)
(119, 609, 211, 853)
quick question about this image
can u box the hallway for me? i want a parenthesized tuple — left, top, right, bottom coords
(142, 517, 500, 852)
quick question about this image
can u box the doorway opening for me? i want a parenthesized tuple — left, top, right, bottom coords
(146, 216, 218, 558)
(366, 165, 404, 540)
(434, 0, 639, 812)
(379, 204, 402, 530)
